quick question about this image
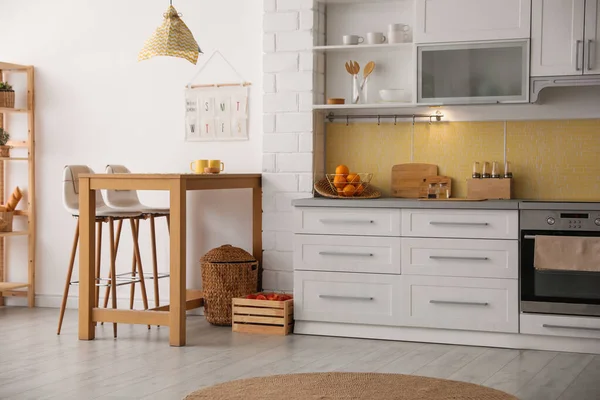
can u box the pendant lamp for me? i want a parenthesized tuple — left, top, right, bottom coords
(138, 1, 202, 65)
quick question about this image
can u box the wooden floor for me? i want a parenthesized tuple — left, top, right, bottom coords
(1, 308, 599, 400)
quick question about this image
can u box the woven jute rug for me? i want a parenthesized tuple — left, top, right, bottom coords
(184, 372, 517, 399)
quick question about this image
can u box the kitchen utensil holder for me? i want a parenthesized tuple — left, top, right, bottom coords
(351, 75, 360, 104)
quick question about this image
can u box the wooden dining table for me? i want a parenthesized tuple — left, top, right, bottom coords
(77, 173, 262, 347)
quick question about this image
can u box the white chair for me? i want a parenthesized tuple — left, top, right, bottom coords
(103, 165, 170, 311)
(57, 165, 148, 337)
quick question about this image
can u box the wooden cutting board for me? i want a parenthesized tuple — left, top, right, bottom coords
(391, 163, 438, 198)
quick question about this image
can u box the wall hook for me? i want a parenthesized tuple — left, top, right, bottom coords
(394, 116, 397, 126)
(377, 115, 381, 126)
(412, 115, 416, 126)
(346, 115, 349, 126)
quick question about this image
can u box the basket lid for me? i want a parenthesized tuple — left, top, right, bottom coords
(201, 244, 256, 263)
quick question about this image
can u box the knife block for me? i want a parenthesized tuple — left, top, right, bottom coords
(467, 178, 512, 200)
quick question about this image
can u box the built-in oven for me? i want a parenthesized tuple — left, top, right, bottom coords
(520, 208, 600, 317)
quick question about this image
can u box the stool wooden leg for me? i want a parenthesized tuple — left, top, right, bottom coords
(94, 221, 103, 308)
(150, 215, 159, 309)
(102, 220, 122, 313)
(109, 217, 117, 338)
(129, 219, 140, 310)
(57, 223, 79, 335)
(130, 218, 150, 329)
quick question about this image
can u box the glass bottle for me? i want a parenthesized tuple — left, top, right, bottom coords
(491, 161, 500, 178)
(428, 183, 438, 199)
(504, 161, 513, 178)
(482, 162, 491, 178)
(472, 162, 481, 179)
(439, 183, 450, 199)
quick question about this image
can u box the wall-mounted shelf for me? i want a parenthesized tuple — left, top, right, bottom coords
(0, 107, 28, 114)
(312, 43, 412, 52)
(314, 103, 420, 110)
(0, 61, 36, 308)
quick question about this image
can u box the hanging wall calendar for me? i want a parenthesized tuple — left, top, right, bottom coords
(185, 51, 250, 141)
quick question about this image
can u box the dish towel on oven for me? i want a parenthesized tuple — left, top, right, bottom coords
(534, 235, 600, 272)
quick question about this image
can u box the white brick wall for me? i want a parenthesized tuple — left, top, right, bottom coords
(262, 0, 324, 292)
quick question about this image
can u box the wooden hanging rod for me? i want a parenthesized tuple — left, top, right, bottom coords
(189, 82, 252, 89)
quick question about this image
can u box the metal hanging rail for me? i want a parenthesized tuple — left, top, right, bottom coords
(325, 110, 444, 124)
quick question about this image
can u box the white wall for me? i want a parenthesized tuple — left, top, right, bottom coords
(0, 0, 263, 308)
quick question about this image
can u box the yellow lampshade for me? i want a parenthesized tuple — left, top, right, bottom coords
(138, 5, 201, 65)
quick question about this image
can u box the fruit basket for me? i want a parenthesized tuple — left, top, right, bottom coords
(232, 292, 294, 336)
(314, 174, 381, 199)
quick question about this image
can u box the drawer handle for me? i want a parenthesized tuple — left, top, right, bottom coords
(430, 300, 489, 306)
(319, 295, 374, 301)
(319, 251, 374, 257)
(542, 324, 600, 332)
(319, 219, 374, 224)
(429, 221, 489, 227)
(429, 255, 489, 261)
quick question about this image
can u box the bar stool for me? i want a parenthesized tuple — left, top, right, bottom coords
(57, 165, 148, 337)
(103, 165, 170, 311)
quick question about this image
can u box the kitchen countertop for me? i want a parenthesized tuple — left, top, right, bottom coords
(292, 197, 520, 209)
(292, 197, 600, 210)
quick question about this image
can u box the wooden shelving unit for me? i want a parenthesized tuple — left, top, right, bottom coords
(0, 61, 36, 307)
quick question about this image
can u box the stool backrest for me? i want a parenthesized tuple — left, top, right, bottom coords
(62, 165, 106, 214)
(104, 165, 142, 208)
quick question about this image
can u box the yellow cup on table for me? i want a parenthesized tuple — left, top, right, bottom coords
(190, 159, 209, 173)
(209, 160, 225, 173)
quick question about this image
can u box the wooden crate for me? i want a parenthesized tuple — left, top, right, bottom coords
(232, 296, 294, 336)
(467, 178, 513, 200)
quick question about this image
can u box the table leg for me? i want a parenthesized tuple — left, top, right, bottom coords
(169, 179, 187, 346)
(78, 177, 96, 340)
(252, 183, 263, 292)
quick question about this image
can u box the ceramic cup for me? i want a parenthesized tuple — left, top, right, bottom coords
(388, 23, 411, 44)
(342, 35, 364, 45)
(190, 159, 209, 173)
(366, 32, 386, 45)
(209, 160, 225, 172)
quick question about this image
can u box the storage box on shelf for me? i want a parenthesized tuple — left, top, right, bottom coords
(232, 293, 294, 336)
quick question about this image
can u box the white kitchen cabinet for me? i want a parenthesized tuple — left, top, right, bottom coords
(401, 209, 519, 240)
(401, 238, 518, 279)
(402, 275, 519, 333)
(294, 234, 401, 275)
(531, 0, 586, 76)
(415, 0, 532, 43)
(585, 0, 600, 74)
(294, 271, 403, 326)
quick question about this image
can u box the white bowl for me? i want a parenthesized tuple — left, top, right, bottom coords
(379, 89, 407, 102)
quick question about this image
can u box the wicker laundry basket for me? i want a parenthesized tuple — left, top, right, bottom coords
(201, 245, 259, 326)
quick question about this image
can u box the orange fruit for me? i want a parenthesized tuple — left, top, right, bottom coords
(355, 184, 365, 195)
(335, 164, 350, 177)
(336, 188, 344, 196)
(343, 184, 356, 197)
(333, 175, 346, 189)
(347, 173, 360, 184)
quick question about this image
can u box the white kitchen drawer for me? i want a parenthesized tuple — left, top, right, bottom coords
(402, 276, 519, 333)
(520, 314, 600, 340)
(294, 271, 402, 326)
(294, 235, 401, 275)
(401, 209, 518, 239)
(415, 0, 531, 43)
(294, 207, 401, 237)
(401, 238, 518, 279)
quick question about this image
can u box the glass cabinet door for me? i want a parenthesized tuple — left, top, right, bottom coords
(417, 41, 529, 104)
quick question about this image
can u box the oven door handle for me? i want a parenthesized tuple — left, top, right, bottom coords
(523, 235, 536, 240)
(542, 324, 600, 332)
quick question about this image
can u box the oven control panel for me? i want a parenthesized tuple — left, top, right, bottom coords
(521, 210, 600, 231)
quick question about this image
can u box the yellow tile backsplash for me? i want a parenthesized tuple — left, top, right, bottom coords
(325, 119, 600, 200)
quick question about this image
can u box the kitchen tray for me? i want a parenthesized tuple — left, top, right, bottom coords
(314, 178, 381, 199)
